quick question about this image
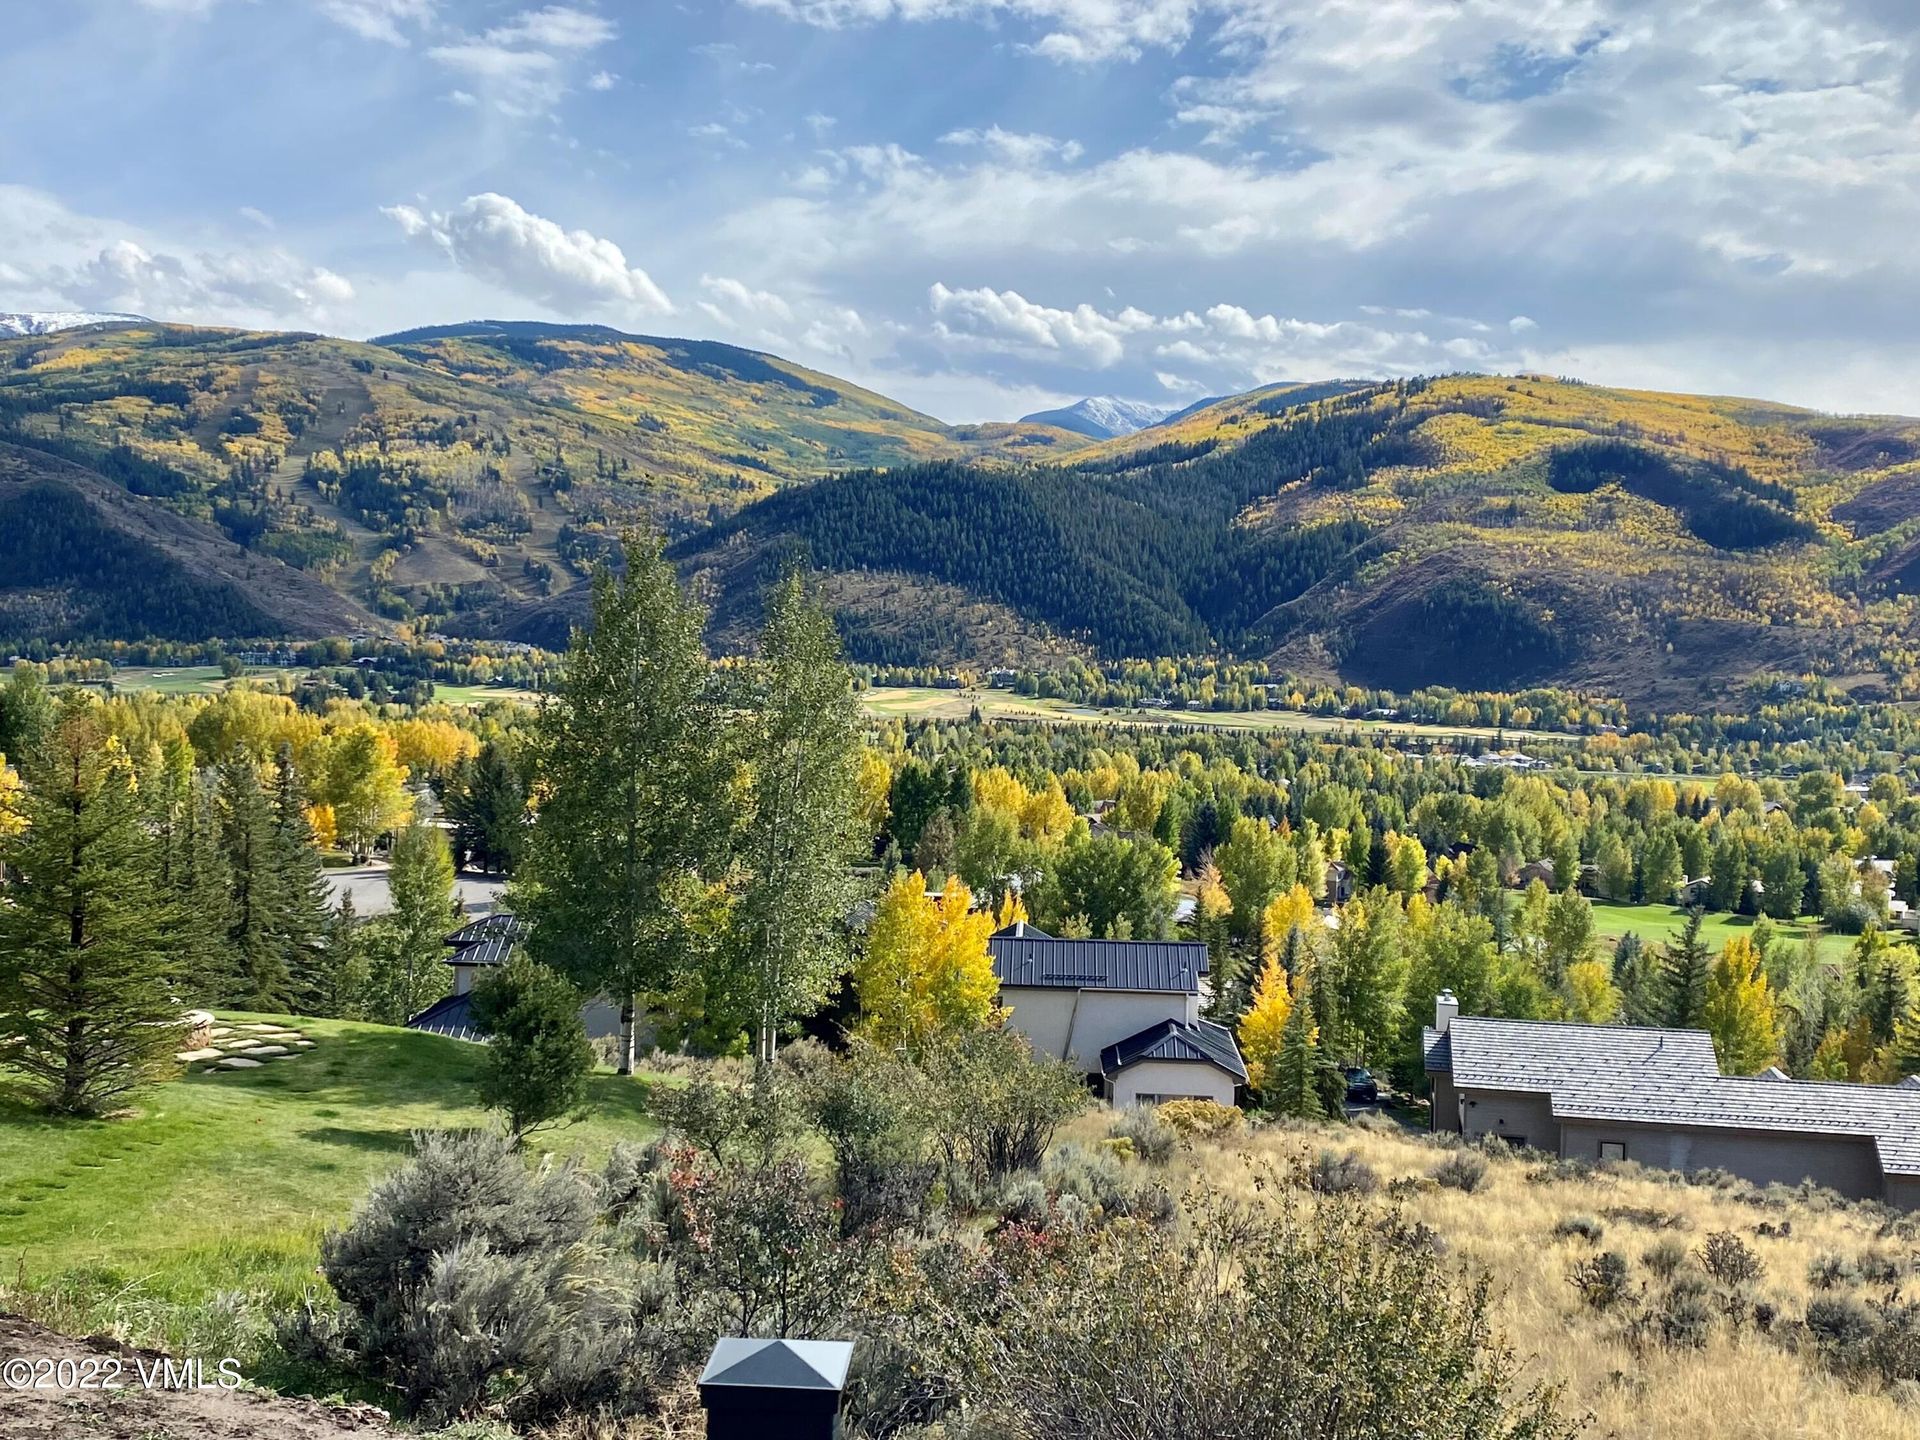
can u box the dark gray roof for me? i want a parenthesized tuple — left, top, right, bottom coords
(406, 991, 484, 1042)
(1100, 1019, 1247, 1082)
(698, 1338, 854, 1391)
(1428, 1014, 1920, 1177)
(989, 933, 1206, 993)
(444, 912, 526, 968)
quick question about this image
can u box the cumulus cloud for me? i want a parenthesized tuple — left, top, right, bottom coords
(0, 186, 356, 327)
(426, 4, 616, 114)
(384, 192, 671, 314)
(939, 126, 1084, 164)
(929, 282, 1157, 367)
(315, 0, 434, 45)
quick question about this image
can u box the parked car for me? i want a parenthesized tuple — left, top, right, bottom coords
(1344, 1066, 1379, 1104)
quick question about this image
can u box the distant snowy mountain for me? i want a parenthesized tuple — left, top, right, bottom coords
(1018, 395, 1173, 440)
(0, 311, 149, 338)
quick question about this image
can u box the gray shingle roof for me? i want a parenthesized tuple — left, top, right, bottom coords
(1432, 1016, 1719, 1092)
(989, 934, 1206, 994)
(1100, 1018, 1247, 1081)
(1429, 1014, 1920, 1177)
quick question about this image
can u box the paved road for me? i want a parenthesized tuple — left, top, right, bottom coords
(324, 864, 505, 917)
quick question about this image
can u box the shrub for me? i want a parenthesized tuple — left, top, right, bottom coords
(1643, 1238, 1689, 1280)
(1109, 1106, 1177, 1164)
(918, 1029, 1089, 1185)
(801, 1041, 938, 1234)
(469, 954, 595, 1139)
(1657, 1275, 1714, 1349)
(893, 1184, 1582, 1440)
(1699, 1231, 1764, 1288)
(1806, 1295, 1879, 1350)
(997, 1174, 1048, 1227)
(1809, 1252, 1859, 1290)
(1552, 1215, 1604, 1244)
(290, 1131, 678, 1423)
(1044, 1143, 1176, 1224)
(1155, 1098, 1243, 1137)
(1308, 1150, 1380, 1196)
(1568, 1252, 1632, 1310)
(1429, 1152, 1489, 1193)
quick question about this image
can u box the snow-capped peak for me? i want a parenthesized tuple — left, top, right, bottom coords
(1018, 395, 1174, 440)
(0, 311, 150, 338)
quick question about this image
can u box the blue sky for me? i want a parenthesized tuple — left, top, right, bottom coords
(4, 0, 1919, 420)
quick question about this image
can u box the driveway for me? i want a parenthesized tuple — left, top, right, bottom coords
(324, 864, 506, 917)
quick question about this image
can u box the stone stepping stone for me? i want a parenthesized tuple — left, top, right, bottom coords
(175, 1048, 223, 1063)
(217, 1057, 264, 1069)
(240, 1045, 291, 1058)
(290, 1040, 315, 1048)
(238, 1023, 283, 1033)
(208, 1028, 235, 1038)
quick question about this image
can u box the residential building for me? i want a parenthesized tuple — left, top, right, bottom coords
(407, 913, 622, 1043)
(989, 922, 1246, 1106)
(1424, 992, 1920, 1210)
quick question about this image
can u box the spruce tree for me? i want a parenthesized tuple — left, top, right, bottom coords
(447, 739, 524, 875)
(470, 953, 594, 1140)
(220, 752, 290, 1009)
(179, 768, 234, 999)
(0, 699, 188, 1115)
(1661, 907, 1712, 1028)
(1268, 978, 1326, 1120)
(271, 744, 332, 1009)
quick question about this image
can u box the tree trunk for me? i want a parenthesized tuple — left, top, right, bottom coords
(620, 992, 636, 1076)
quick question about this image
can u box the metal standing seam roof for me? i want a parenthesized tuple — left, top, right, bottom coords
(1099, 1018, 1248, 1081)
(1427, 1014, 1920, 1178)
(443, 912, 526, 968)
(698, 1338, 854, 1391)
(406, 991, 485, 1042)
(988, 935, 1208, 994)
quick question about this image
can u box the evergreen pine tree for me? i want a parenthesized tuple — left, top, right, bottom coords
(0, 699, 189, 1115)
(1268, 976, 1326, 1120)
(219, 752, 291, 1009)
(447, 739, 525, 875)
(271, 744, 332, 1010)
(1661, 907, 1712, 1028)
(314, 892, 370, 1019)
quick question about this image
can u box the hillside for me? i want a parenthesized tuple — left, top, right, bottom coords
(0, 319, 1085, 638)
(677, 375, 1920, 702)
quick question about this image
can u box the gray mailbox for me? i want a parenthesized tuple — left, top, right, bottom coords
(698, 1337, 855, 1440)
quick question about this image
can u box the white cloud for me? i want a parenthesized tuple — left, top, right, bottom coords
(384, 192, 671, 314)
(737, 0, 1201, 63)
(0, 185, 356, 327)
(426, 5, 616, 114)
(237, 205, 276, 230)
(939, 125, 1084, 164)
(315, 0, 435, 45)
(928, 282, 1158, 366)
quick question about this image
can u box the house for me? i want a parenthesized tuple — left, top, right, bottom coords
(1513, 859, 1556, 890)
(989, 922, 1246, 1107)
(1324, 859, 1356, 904)
(407, 914, 622, 1043)
(1423, 993, 1920, 1210)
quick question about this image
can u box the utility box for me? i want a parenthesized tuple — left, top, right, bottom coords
(698, 1337, 854, 1440)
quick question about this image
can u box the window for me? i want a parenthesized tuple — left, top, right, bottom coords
(1599, 1141, 1626, 1162)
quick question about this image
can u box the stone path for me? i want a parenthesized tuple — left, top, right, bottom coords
(179, 1019, 318, 1073)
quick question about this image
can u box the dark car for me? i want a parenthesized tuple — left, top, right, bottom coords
(1344, 1066, 1379, 1105)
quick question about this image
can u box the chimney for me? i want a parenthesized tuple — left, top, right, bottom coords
(699, 1337, 853, 1440)
(1434, 990, 1459, 1035)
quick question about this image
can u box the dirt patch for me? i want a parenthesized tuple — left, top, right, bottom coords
(0, 1313, 392, 1440)
(1832, 470, 1920, 534)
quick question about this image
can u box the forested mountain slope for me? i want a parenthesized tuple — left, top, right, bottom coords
(676, 376, 1920, 703)
(0, 320, 1084, 637)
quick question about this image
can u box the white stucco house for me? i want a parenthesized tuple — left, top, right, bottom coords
(989, 922, 1246, 1106)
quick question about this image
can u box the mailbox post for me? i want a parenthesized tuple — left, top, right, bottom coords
(698, 1337, 854, 1440)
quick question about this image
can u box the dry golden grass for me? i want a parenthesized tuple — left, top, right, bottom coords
(1156, 1115, 1918, 1440)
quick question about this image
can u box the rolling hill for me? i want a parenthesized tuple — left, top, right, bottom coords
(675, 375, 1920, 703)
(0, 319, 1085, 639)
(7, 315, 1920, 703)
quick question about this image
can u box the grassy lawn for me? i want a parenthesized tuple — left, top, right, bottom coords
(429, 681, 542, 706)
(859, 685, 1579, 743)
(1588, 900, 1845, 965)
(0, 1015, 665, 1357)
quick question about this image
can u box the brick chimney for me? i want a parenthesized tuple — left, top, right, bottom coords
(699, 1337, 853, 1440)
(1434, 990, 1459, 1035)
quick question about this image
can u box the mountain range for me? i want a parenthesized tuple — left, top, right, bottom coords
(0, 311, 151, 338)
(3, 316, 1919, 705)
